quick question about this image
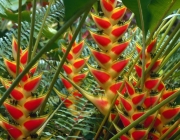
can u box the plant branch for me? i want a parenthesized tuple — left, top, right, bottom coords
(28, 0, 37, 63)
(158, 30, 180, 71)
(159, 119, 180, 140)
(39, 7, 91, 114)
(94, 94, 119, 140)
(162, 56, 180, 81)
(31, 0, 54, 58)
(0, 0, 97, 107)
(153, 19, 167, 39)
(110, 90, 180, 140)
(16, 0, 22, 76)
(37, 97, 67, 136)
(136, 0, 146, 89)
(146, 1, 179, 45)
(136, 18, 180, 87)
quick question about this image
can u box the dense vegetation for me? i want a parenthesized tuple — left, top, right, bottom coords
(0, 0, 179, 139)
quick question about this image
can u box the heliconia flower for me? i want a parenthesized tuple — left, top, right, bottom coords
(91, 13, 112, 34)
(89, 48, 112, 68)
(135, 41, 158, 64)
(54, 87, 77, 113)
(145, 59, 162, 72)
(146, 38, 157, 54)
(3, 58, 29, 83)
(161, 126, 180, 139)
(131, 129, 148, 140)
(160, 105, 180, 124)
(106, 81, 126, 101)
(86, 0, 131, 116)
(109, 40, 130, 60)
(1, 81, 25, 102)
(0, 119, 25, 140)
(119, 96, 134, 114)
(23, 94, 47, 113)
(0, 37, 48, 139)
(61, 40, 84, 63)
(90, 31, 112, 51)
(135, 64, 142, 77)
(12, 37, 22, 61)
(153, 114, 163, 133)
(143, 94, 160, 109)
(3, 102, 27, 123)
(148, 132, 160, 140)
(55, 31, 89, 117)
(22, 115, 48, 134)
(110, 21, 130, 42)
(120, 135, 131, 140)
(88, 65, 112, 89)
(161, 88, 179, 101)
(83, 93, 111, 115)
(100, 0, 117, 17)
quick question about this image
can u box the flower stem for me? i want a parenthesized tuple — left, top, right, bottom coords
(159, 119, 180, 140)
(110, 90, 180, 140)
(39, 7, 91, 114)
(0, 0, 97, 107)
(31, 0, 54, 58)
(16, 0, 22, 76)
(28, 0, 37, 63)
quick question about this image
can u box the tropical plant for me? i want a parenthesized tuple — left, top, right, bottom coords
(0, 0, 179, 140)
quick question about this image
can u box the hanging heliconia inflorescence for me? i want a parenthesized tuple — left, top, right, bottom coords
(82, 0, 130, 116)
(0, 37, 48, 140)
(54, 32, 89, 115)
(77, 0, 180, 139)
(114, 39, 180, 140)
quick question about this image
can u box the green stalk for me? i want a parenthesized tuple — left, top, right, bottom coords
(94, 94, 119, 140)
(103, 46, 137, 139)
(155, 15, 177, 51)
(158, 18, 173, 34)
(159, 119, 180, 140)
(136, 19, 180, 87)
(109, 90, 180, 140)
(67, 100, 89, 139)
(39, 7, 91, 114)
(158, 33, 180, 72)
(136, 0, 146, 89)
(104, 113, 119, 140)
(162, 59, 180, 81)
(31, 0, 54, 58)
(27, 0, 37, 63)
(170, 129, 180, 140)
(16, 0, 22, 76)
(153, 19, 167, 39)
(147, 22, 180, 74)
(0, 0, 97, 107)
(37, 97, 67, 136)
(162, 60, 176, 76)
(146, 1, 179, 45)
(60, 72, 125, 140)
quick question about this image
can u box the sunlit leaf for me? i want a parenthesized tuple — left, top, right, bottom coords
(122, 0, 151, 35)
(63, 0, 94, 21)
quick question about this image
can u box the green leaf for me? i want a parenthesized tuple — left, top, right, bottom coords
(148, 0, 180, 33)
(63, 0, 92, 21)
(8, 0, 27, 11)
(122, 0, 151, 35)
(0, 9, 31, 22)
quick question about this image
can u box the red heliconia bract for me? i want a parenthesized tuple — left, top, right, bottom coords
(54, 32, 89, 116)
(82, 0, 130, 116)
(114, 30, 179, 139)
(79, 0, 179, 139)
(0, 37, 48, 140)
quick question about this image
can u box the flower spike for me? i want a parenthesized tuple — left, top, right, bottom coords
(0, 37, 47, 139)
